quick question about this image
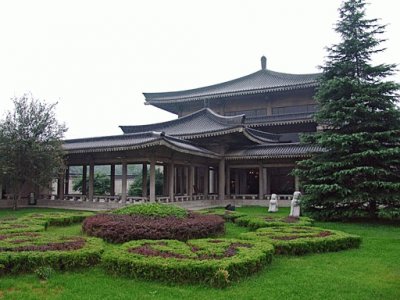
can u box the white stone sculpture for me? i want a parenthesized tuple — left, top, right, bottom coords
(289, 191, 302, 218)
(268, 193, 278, 212)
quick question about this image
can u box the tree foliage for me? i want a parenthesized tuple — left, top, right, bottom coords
(295, 0, 400, 220)
(0, 94, 67, 208)
(128, 169, 163, 196)
(72, 173, 111, 195)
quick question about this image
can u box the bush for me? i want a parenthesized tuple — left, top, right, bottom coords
(83, 212, 225, 243)
(0, 232, 103, 274)
(198, 208, 247, 222)
(235, 215, 314, 230)
(0, 218, 44, 234)
(112, 203, 188, 218)
(240, 226, 361, 255)
(102, 238, 274, 287)
(20, 211, 94, 228)
(34, 266, 54, 280)
(0, 211, 95, 234)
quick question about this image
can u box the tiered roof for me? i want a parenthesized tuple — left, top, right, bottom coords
(144, 57, 320, 114)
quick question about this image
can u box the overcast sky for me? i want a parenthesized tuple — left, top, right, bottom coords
(0, 0, 399, 139)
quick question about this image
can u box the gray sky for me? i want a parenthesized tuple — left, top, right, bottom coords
(0, 0, 399, 139)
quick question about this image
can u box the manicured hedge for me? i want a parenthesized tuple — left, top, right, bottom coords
(0, 232, 104, 274)
(240, 226, 362, 255)
(112, 203, 188, 218)
(82, 212, 225, 243)
(0, 218, 44, 234)
(102, 238, 274, 287)
(20, 211, 95, 228)
(198, 208, 247, 222)
(236, 215, 314, 230)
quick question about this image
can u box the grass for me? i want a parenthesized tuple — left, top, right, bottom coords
(0, 206, 399, 299)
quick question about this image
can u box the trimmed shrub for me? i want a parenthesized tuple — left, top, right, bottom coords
(240, 226, 361, 255)
(0, 218, 44, 234)
(112, 203, 188, 218)
(20, 211, 95, 228)
(102, 238, 274, 287)
(0, 232, 103, 275)
(236, 215, 314, 230)
(198, 208, 247, 222)
(83, 212, 225, 243)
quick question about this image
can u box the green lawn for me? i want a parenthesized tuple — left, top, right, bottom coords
(0, 206, 399, 300)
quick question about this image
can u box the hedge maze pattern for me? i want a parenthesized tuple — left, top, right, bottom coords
(235, 215, 314, 229)
(0, 211, 102, 275)
(0, 205, 362, 287)
(240, 226, 362, 255)
(102, 238, 274, 287)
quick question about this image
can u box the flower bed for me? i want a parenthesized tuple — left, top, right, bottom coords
(240, 226, 361, 255)
(235, 215, 314, 229)
(102, 238, 274, 287)
(20, 211, 95, 228)
(0, 218, 44, 234)
(83, 212, 225, 243)
(0, 232, 103, 274)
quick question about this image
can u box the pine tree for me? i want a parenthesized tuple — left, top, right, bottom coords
(295, 0, 400, 220)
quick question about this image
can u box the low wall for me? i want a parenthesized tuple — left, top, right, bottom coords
(0, 198, 291, 211)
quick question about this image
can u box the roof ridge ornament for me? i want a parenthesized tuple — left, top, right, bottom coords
(261, 56, 267, 70)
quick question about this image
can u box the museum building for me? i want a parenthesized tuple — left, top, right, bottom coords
(59, 56, 322, 206)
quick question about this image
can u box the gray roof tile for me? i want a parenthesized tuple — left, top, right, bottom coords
(144, 69, 320, 104)
(63, 131, 219, 158)
(225, 144, 324, 160)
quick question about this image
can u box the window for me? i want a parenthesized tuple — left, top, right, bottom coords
(272, 104, 318, 115)
(225, 109, 267, 117)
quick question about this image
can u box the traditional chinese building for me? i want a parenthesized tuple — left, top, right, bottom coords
(35, 57, 322, 208)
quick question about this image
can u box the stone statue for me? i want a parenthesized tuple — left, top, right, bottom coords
(289, 191, 302, 217)
(268, 193, 278, 212)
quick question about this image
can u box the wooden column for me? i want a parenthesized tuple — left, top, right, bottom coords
(168, 162, 175, 202)
(203, 166, 209, 199)
(218, 159, 225, 200)
(88, 163, 94, 201)
(110, 164, 115, 196)
(179, 167, 184, 195)
(121, 161, 127, 203)
(64, 166, 70, 195)
(258, 164, 264, 200)
(184, 166, 189, 195)
(188, 165, 194, 199)
(163, 165, 168, 196)
(58, 171, 65, 200)
(149, 159, 156, 202)
(234, 169, 240, 195)
(82, 165, 87, 196)
(142, 163, 147, 197)
(226, 166, 231, 199)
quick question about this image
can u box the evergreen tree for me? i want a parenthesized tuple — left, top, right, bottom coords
(295, 0, 400, 220)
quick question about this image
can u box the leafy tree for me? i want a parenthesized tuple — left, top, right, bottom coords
(72, 173, 111, 195)
(295, 0, 400, 220)
(0, 94, 67, 209)
(128, 169, 164, 196)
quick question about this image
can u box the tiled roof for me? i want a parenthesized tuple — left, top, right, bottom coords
(144, 68, 320, 105)
(120, 108, 283, 143)
(63, 131, 219, 158)
(120, 108, 244, 136)
(225, 144, 324, 160)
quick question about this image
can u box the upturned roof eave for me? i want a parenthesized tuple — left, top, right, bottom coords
(144, 82, 319, 104)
